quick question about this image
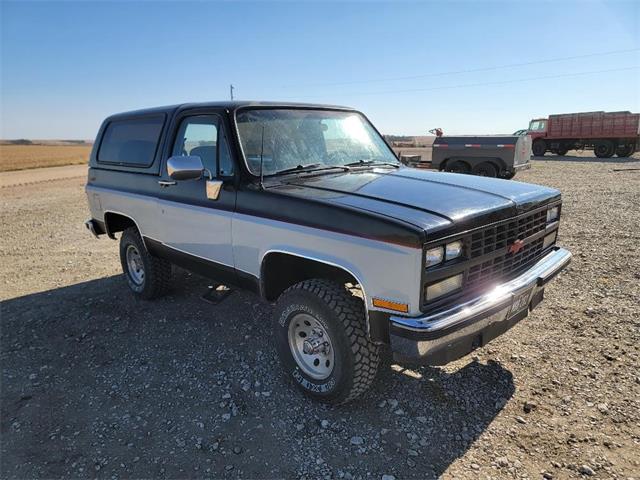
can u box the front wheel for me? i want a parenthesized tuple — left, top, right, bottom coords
(532, 139, 546, 156)
(274, 279, 380, 404)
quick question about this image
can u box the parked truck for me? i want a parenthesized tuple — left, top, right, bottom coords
(431, 134, 531, 179)
(84, 101, 571, 404)
(528, 111, 639, 158)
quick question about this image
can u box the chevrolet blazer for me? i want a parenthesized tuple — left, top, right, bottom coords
(85, 102, 572, 404)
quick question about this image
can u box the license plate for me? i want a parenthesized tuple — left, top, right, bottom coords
(508, 288, 533, 318)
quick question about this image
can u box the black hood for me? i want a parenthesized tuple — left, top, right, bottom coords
(269, 167, 560, 237)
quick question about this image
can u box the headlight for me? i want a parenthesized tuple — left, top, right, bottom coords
(425, 246, 444, 267)
(445, 240, 463, 260)
(543, 231, 557, 249)
(425, 274, 463, 301)
(547, 206, 559, 223)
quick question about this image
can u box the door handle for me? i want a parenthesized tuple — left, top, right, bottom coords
(158, 180, 177, 187)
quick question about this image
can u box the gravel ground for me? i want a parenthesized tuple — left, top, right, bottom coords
(1, 154, 639, 479)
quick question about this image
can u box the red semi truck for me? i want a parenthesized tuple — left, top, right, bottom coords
(528, 111, 639, 158)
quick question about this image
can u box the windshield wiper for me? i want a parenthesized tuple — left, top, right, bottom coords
(344, 159, 400, 168)
(272, 163, 349, 176)
(272, 163, 322, 175)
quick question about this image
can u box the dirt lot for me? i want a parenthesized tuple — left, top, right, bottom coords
(0, 143, 92, 172)
(1, 155, 639, 479)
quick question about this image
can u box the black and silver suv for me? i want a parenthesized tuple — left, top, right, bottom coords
(85, 102, 572, 404)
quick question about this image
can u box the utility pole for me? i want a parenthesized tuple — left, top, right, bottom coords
(230, 84, 234, 101)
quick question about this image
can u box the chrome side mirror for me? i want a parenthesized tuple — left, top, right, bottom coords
(167, 155, 204, 181)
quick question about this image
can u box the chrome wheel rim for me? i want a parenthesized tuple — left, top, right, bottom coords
(126, 245, 145, 285)
(287, 313, 335, 380)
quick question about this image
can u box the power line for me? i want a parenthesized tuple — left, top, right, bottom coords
(278, 48, 640, 89)
(278, 66, 639, 100)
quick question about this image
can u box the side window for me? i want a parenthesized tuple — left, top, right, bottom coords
(98, 115, 164, 167)
(171, 115, 235, 177)
(172, 116, 219, 174)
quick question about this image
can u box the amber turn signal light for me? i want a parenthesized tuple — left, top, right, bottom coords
(372, 298, 409, 313)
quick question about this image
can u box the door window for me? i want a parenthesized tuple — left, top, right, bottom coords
(172, 115, 218, 175)
(172, 115, 234, 177)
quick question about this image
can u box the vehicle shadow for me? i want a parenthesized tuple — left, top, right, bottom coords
(531, 154, 639, 163)
(1, 271, 514, 479)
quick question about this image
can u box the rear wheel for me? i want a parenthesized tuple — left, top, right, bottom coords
(594, 141, 614, 158)
(616, 145, 634, 158)
(445, 160, 470, 174)
(532, 139, 546, 156)
(119, 227, 172, 299)
(556, 146, 569, 156)
(274, 279, 380, 405)
(472, 161, 498, 177)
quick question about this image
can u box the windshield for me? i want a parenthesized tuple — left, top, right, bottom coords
(235, 109, 399, 176)
(528, 119, 547, 132)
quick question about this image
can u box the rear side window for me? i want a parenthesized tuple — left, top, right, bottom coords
(98, 115, 165, 167)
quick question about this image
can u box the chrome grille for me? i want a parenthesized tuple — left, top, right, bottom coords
(466, 210, 549, 290)
(470, 209, 547, 258)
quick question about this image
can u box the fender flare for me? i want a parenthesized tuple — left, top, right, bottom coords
(103, 210, 146, 245)
(260, 249, 372, 331)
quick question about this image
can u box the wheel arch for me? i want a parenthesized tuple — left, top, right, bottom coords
(260, 250, 367, 302)
(260, 249, 380, 330)
(103, 211, 144, 243)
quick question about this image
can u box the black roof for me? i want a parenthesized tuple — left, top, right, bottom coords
(106, 101, 356, 120)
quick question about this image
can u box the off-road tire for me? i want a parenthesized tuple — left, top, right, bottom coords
(532, 139, 546, 156)
(472, 161, 498, 177)
(119, 227, 172, 299)
(274, 279, 380, 405)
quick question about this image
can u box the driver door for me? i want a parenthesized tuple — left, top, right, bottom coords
(156, 112, 237, 282)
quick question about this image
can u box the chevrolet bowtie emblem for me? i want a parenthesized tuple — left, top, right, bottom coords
(508, 239, 525, 255)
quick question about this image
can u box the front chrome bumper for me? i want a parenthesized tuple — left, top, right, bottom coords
(389, 247, 572, 364)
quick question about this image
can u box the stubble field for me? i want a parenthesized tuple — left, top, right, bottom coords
(0, 143, 93, 172)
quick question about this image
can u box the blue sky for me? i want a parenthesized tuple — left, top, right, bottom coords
(1, 0, 638, 139)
